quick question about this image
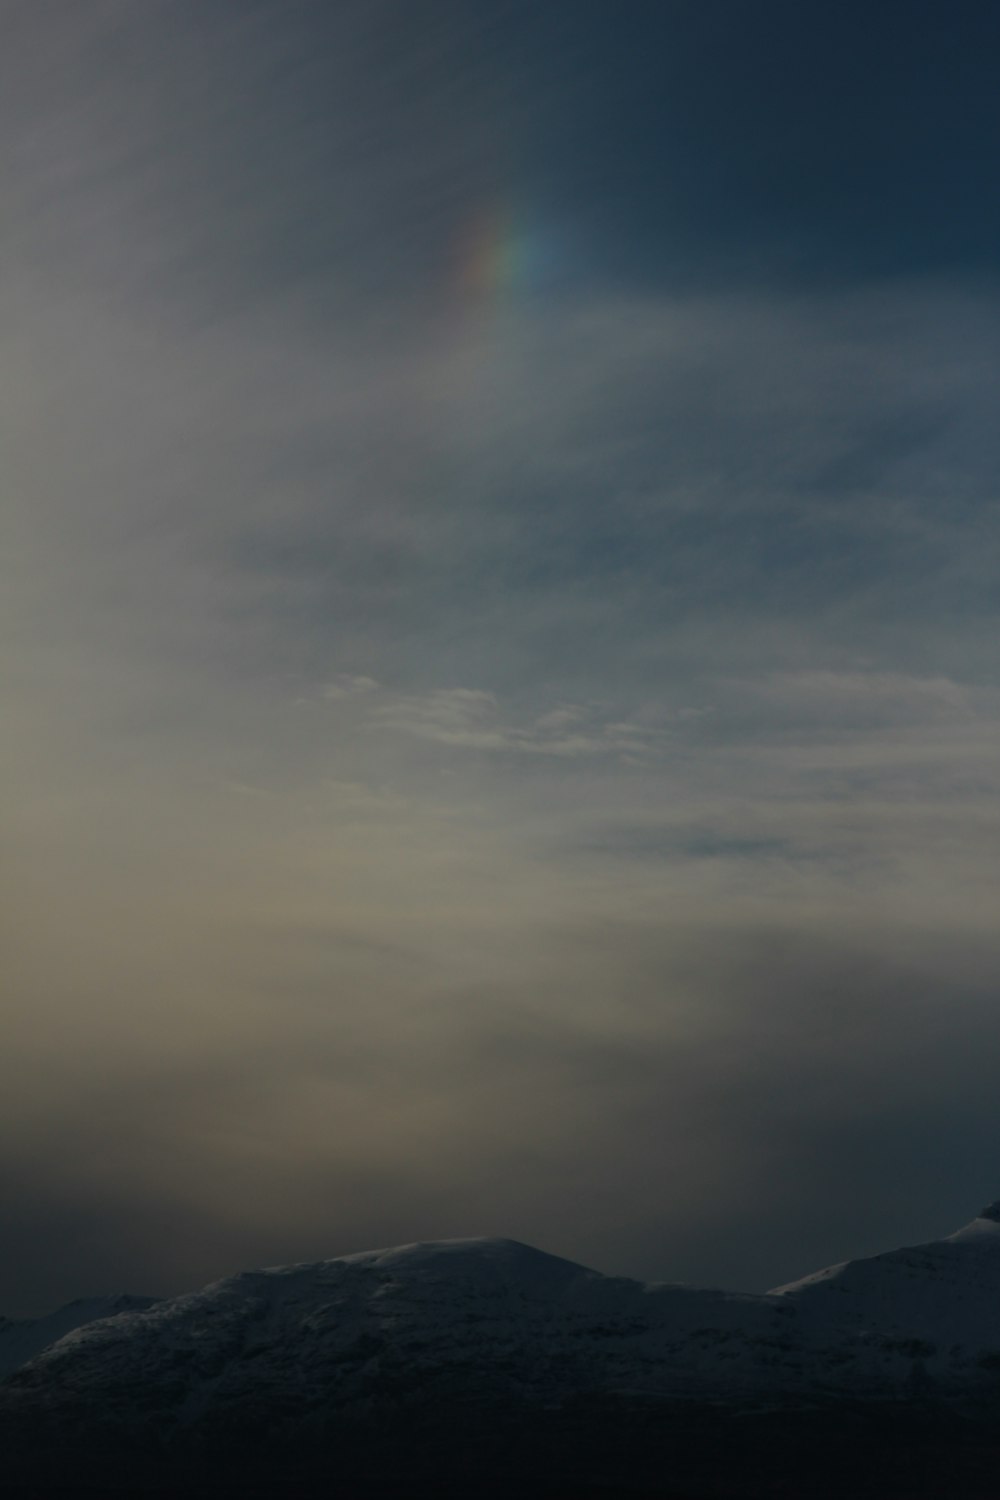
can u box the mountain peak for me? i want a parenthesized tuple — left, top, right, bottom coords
(334, 1235, 596, 1286)
(979, 1200, 1000, 1223)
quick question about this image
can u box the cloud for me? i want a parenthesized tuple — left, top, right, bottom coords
(363, 687, 673, 759)
(322, 674, 381, 700)
(745, 670, 976, 723)
(3, 0, 1000, 1316)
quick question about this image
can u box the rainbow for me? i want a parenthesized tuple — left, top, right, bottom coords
(455, 205, 547, 302)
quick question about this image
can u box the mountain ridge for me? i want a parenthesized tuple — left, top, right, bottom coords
(7, 1205, 1000, 1496)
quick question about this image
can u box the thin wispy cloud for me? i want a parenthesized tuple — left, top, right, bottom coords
(322, 674, 381, 700)
(349, 686, 674, 759)
(745, 671, 976, 720)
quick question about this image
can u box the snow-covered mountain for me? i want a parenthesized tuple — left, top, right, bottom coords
(6, 1209, 1000, 1494)
(0, 1237, 794, 1417)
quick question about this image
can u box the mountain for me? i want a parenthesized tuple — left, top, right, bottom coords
(6, 1215, 1000, 1496)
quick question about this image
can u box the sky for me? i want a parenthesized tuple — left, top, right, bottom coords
(3, 0, 1000, 1314)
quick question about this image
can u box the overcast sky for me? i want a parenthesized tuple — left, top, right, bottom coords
(4, 0, 1000, 1314)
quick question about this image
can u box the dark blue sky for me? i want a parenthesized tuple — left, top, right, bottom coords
(239, 0, 1000, 293)
(535, 0, 1000, 284)
(525, 0, 999, 281)
(33, 0, 998, 310)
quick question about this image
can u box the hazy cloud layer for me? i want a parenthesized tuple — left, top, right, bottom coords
(3, 1, 1000, 1312)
